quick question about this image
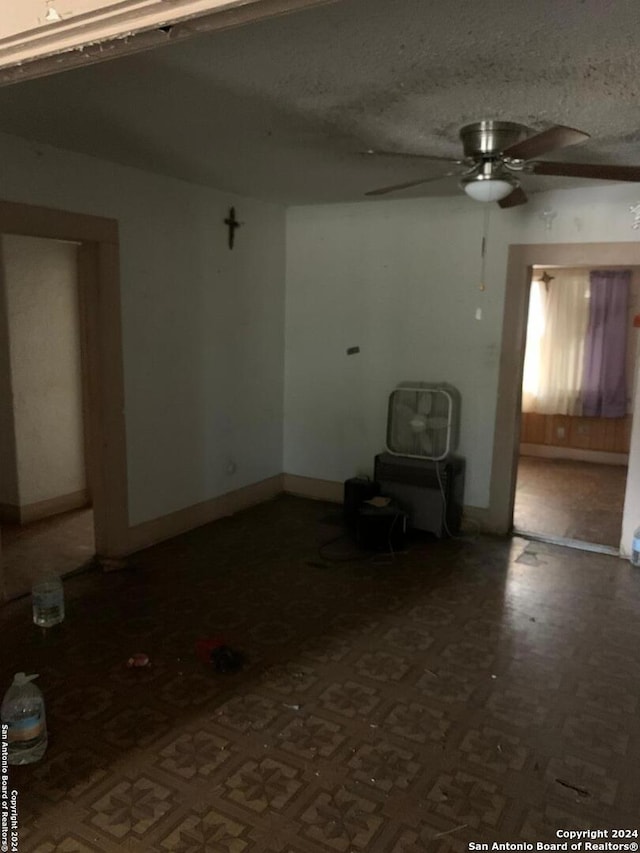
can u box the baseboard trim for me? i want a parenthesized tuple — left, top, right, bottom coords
(282, 474, 343, 503)
(126, 474, 284, 555)
(0, 489, 90, 525)
(520, 444, 629, 466)
(120, 471, 493, 558)
(461, 505, 491, 533)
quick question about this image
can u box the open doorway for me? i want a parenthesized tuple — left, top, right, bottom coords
(513, 265, 637, 549)
(490, 242, 640, 556)
(0, 235, 96, 598)
(0, 199, 130, 603)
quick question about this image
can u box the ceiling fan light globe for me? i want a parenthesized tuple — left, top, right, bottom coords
(462, 177, 516, 202)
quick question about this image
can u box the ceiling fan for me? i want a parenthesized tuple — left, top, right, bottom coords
(364, 120, 640, 207)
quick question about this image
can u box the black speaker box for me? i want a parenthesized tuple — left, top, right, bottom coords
(343, 477, 379, 526)
(356, 504, 408, 551)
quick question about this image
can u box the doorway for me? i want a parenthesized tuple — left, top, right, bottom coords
(512, 264, 636, 550)
(0, 199, 130, 602)
(0, 234, 96, 598)
(489, 242, 640, 556)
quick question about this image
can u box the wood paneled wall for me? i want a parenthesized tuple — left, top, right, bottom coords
(520, 412, 632, 454)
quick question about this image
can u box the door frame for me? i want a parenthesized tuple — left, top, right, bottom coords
(0, 0, 339, 87)
(488, 241, 640, 544)
(0, 199, 128, 599)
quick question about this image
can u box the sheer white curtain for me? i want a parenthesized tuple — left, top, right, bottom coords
(522, 270, 590, 415)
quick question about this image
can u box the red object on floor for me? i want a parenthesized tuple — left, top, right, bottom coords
(634, 314, 640, 328)
(195, 635, 226, 663)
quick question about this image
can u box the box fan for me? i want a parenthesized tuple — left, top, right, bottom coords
(386, 383, 460, 461)
(376, 382, 464, 537)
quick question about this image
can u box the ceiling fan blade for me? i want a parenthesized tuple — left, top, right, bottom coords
(503, 125, 590, 161)
(498, 186, 528, 208)
(365, 171, 461, 197)
(364, 149, 464, 164)
(531, 161, 640, 182)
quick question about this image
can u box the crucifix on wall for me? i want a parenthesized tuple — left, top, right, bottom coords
(224, 207, 243, 249)
(538, 269, 555, 290)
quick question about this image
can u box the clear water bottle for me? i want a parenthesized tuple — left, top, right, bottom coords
(632, 527, 640, 568)
(32, 573, 65, 627)
(1, 673, 48, 764)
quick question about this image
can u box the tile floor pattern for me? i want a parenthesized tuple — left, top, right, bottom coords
(514, 456, 628, 547)
(2, 495, 640, 852)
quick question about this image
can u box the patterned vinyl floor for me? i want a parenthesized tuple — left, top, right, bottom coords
(2, 495, 639, 852)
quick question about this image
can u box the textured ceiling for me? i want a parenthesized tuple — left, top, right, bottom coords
(0, 0, 639, 203)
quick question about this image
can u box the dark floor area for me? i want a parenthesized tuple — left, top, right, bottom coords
(514, 456, 627, 547)
(1, 507, 95, 600)
(2, 494, 640, 851)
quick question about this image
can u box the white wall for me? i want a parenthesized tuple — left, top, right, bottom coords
(1, 235, 85, 507)
(285, 183, 640, 553)
(285, 198, 501, 507)
(0, 131, 286, 526)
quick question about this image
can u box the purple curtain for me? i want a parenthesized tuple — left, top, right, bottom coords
(581, 270, 630, 417)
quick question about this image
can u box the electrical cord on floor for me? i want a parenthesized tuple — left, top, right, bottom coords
(386, 511, 404, 559)
(318, 532, 363, 562)
(435, 460, 481, 541)
(434, 459, 455, 538)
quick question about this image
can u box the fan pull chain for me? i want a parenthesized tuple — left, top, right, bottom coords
(475, 207, 490, 321)
(479, 205, 490, 292)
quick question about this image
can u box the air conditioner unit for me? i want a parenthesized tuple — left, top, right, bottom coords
(377, 382, 465, 537)
(374, 452, 465, 537)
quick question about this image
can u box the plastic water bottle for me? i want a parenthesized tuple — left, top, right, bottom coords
(1, 673, 48, 764)
(632, 527, 640, 568)
(32, 573, 65, 627)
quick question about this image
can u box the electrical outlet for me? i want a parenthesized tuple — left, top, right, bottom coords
(556, 426, 566, 439)
(226, 460, 237, 475)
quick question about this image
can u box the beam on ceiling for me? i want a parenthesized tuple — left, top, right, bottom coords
(0, 0, 338, 86)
